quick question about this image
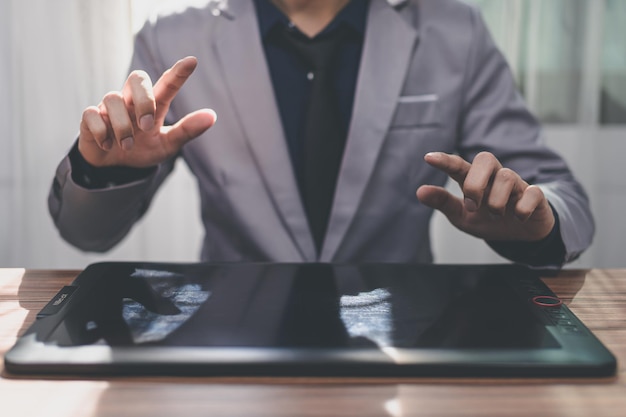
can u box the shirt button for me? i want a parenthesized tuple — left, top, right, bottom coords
(307, 72, 315, 81)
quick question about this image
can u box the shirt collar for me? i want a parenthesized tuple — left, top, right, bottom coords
(254, 0, 369, 40)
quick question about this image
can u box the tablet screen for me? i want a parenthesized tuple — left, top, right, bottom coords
(7, 263, 615, 377)
(45, 263, 559, 350)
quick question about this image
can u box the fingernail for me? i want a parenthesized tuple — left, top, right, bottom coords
(102, 138, 113, 151)
(121, 137, 134, 151)
(208, 109, 217, 123)
(464, 197, 478, 212)
(139, 115, 154, 131)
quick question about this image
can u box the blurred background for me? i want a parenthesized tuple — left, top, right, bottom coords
(1, 0, 625, 268)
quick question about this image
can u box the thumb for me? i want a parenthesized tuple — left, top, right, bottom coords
(165, 109, 217, 148)
(416, 185, 464, 223)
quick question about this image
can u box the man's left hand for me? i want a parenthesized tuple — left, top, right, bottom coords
(416, 152, 555, 242)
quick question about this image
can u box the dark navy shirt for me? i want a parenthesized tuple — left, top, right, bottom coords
(253, 0, 368, 172)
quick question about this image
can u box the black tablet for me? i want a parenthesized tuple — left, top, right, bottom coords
(5, 262, 616, 377)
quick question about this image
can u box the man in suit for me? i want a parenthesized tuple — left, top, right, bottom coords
(48, 0, 594, 266)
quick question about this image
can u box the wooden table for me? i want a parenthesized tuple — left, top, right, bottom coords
(0, 268, 624, 417)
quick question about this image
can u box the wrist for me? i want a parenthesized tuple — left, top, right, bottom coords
(69, 141, 156, 189)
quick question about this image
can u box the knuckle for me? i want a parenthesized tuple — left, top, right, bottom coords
(496, 168, 517, 183)
(155, 96, 168, 110)
(81, 106, 101, 123)
(474, 151, 497, 167)
(82, 105, 99, 117)
(128, 69, 149, 82)
(102, 91, 124, 105)
(526, 185, 545, 201)
(474, 151, 493, 161)
(164, 80, 180, 94)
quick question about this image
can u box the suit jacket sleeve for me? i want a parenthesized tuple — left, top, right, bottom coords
(456, 6, 594, 264)
(48, 22, 177, 252)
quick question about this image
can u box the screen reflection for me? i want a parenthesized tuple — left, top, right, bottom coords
(45, 263, 560, 350)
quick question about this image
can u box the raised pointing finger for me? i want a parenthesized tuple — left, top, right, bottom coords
(153, 56, 199, 122)
(423, 152, 471, 186)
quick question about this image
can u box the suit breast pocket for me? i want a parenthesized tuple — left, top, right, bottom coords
(390, 95, 440, 130)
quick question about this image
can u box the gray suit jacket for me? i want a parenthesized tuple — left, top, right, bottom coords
(49, 0, 594, 263)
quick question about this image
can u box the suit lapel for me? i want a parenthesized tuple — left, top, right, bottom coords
(320, 0, 419, 261)
(213, 1, 317, 261)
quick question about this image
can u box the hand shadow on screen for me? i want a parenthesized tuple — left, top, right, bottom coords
(47, 272, 182, 346)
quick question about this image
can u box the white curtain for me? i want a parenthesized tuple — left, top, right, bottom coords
(474, 0, 626, 125)
(2, 0, 625, 268)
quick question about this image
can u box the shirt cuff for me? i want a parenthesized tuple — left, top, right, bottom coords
(486, 204, 566, 267)
(68, 142, 156, 189)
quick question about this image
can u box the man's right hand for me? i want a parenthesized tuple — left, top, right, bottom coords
(78, 56, 216, 168)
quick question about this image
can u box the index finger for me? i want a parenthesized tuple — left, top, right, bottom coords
(423, 152, 471, 186)
(153, 56, 199, 121)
